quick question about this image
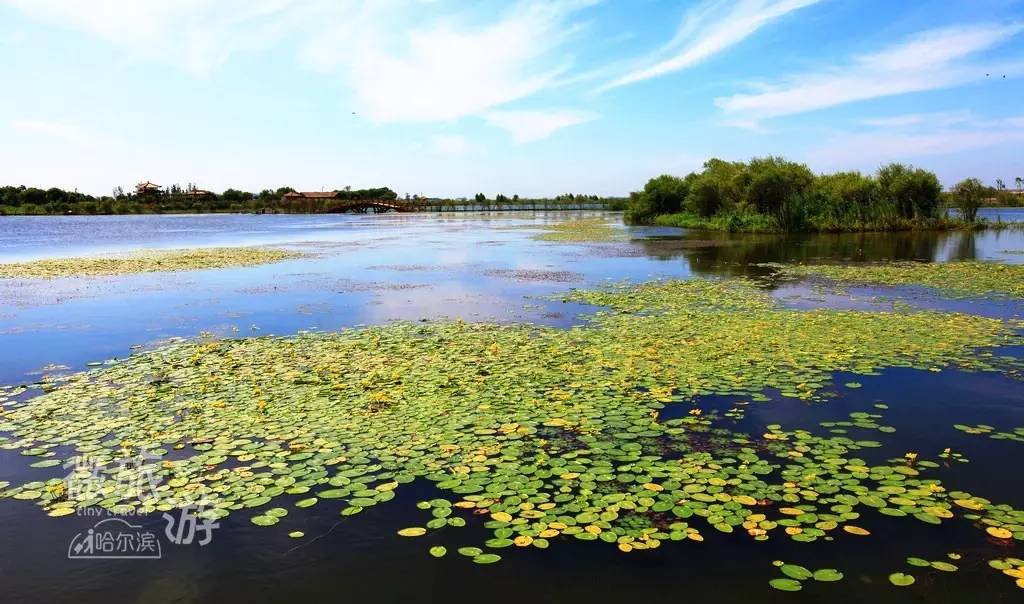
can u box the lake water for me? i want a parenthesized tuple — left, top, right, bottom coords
(949, 207, 1024, 224)
(0, 212, 1022, 604)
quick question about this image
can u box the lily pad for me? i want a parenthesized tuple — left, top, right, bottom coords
(780, 564, 813, 580)
(889, 573, 915, 587)
(813, 568, 844, 582)
(769, 578, 803, 592)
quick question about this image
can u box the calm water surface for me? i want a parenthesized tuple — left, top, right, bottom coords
(0, 212, 1022, 604)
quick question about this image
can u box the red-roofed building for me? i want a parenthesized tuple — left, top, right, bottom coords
(135, 181, 162, 196)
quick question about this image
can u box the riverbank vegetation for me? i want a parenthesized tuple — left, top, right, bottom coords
(625, 157, 1021, 233)
(0, 184, 625, 216)
(0, 185, 398, 215)
(0, 247, 300, 279)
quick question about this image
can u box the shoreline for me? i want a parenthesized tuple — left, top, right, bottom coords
(649, 209, 1024, 234)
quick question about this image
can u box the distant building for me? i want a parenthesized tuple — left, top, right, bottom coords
(282, 191, 339, 201)
(183, 188, 214, 199)
(135, 181, 162, 196)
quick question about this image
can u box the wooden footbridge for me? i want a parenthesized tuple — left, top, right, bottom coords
(325, 199, 425, 213)
(282, 191, 425, 213)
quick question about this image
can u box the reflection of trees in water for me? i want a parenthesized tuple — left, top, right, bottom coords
(950, 231, 977, 261)
(633, 230, 981, 284)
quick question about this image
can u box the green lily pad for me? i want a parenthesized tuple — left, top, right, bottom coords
(769, 578, 803, 592)
(812, 568, 844, 582)
(889, 573, 915, 587)
(780, 564, 813, 581)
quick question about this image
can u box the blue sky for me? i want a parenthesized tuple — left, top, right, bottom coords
(1, 0, 1022, 197)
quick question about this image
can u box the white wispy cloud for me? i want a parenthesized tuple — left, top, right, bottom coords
(10, 119, 111, 147)
(4, 0, 600, 126)
(598, 0, 821, 92)
(813, 111, 1024, 168)
(2, 0, 304, 76)
(717, 22, 1024, 124)
(300, 1, 598, 123)
(483, 109, 597, 143)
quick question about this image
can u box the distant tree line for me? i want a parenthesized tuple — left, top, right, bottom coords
(0, 184, 631, 215)
(0, 185, 398, 215)
(433, 193, 625, 212)
(976, 176, 1024, 207)
(625, 157, 1021, 232)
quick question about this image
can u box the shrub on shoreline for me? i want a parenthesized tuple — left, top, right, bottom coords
(627, 157, 1017, 232)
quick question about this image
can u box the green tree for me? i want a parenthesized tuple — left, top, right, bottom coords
(643, 175, 689, 214)
(875, 163, 942, 219)
(699, 159, 747, 212)
(951, 177, 984, 222)
(625, 174, 691, 222)
(811, 171, 876, 223)
(745, 157, 814, 220)
(686, 177, 722, 217)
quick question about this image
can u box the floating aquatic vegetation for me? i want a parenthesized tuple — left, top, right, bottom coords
(532, 218, 626, 242)
(889, 572, 915, 587)
(770, 261, 1024, 298)
(939, 448, 969, 463)
(236, 279, 430, 295)
(892, 556, 962, 589)
(820, 411, 896, 435)
(482, 269, 584, 283)
(0, 278, 1022, 583)
(953, 424, 1024, 443)
(565, 279, 1021, 401)
(768, 563, 843, 590)
(0, 247, 302, 279)
(989, 557, 1024, 589)
(724, 404, 747, 421)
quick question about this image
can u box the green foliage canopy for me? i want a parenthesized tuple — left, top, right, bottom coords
(625, 157, 953, 232)
(951, 177, 985, 222)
